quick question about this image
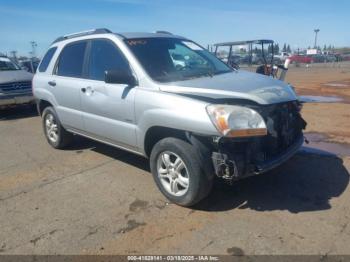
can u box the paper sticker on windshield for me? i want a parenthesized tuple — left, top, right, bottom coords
(0, 57, 11, 62)
(128, 40, 147, 46)
(182, 41, 203, 51)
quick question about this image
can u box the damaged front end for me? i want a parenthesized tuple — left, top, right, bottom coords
(210, 100, 307, 183)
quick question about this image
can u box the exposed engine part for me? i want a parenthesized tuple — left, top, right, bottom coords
(212, 136, 221, 144)
(212, 152, 239, 183)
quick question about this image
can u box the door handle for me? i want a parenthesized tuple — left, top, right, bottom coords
(82, 86, 94, 95)
(48, 81, 56, 87)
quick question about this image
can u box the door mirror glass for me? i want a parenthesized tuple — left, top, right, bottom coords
(104, 69, 137, 86)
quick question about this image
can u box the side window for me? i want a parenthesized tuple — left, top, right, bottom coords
(56, 41, 87, 78)
(38, 47, 57, 72)
(88, 39, 130, 81)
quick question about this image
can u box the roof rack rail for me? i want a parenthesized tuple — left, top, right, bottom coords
(52, 28, 112, 44)
(155, 30, 173, 35)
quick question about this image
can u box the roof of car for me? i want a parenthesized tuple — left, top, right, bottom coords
(214, 39, 274, 47)
(52, 28, 186, 44)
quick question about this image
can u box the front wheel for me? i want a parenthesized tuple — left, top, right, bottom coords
(150, 137, 213, 206)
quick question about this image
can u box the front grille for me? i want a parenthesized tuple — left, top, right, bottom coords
(257, 101, 305, 158)
(0, 81, 32, 93)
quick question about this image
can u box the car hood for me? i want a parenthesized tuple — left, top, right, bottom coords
(0, 70, 33, 84)
(159, 70, 297, 105)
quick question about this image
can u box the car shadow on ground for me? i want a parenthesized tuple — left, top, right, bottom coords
(196, 151, 349, 213)
(0, 104, 38, 121)
(66, 136, 349, 213)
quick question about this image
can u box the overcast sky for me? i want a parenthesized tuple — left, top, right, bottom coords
(1, 0, 349, 57)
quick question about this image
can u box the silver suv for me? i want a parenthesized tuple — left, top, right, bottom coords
(33, 29, 306, 206)
(0, 56, 33, 107)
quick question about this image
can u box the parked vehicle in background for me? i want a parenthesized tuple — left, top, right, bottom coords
(288, 54, 313, 64)
(341, 54, 350, 61)
(213, 40, 287, 80)
(275, 52, 291, 62)
(214, 40, 278, 68)
(325, 54, 338, 62)
(227, 55, 245, 66)
(0, 55, 34, 107)
(310, 54, 326, 63)
(33, 29, 306, 206)
(19, 60, 39, 73)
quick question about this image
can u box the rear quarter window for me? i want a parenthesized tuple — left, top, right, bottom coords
(38, 47, 57, 72)
(56, 41, 87, 78)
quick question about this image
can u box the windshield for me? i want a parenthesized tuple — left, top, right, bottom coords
(125, 38, 232, 83)
(0, 57, 21, 71)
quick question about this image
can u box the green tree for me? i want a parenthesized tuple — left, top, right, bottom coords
(282, 43, 287, 52)
(287, 45, 291, 53)
(274, 43, 280, 54)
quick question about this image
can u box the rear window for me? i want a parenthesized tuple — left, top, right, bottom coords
(56, 41, 87, 78)
(38, 47, 57, 72)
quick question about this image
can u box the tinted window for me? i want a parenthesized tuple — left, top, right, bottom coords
(57, 41, 87, 77)
(38, 47, 57, 72)
(88, 39, 130, 81)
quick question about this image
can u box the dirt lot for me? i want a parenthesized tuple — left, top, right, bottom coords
(1, 63, 350, 255)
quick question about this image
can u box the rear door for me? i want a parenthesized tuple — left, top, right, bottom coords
(50, 41, 88, 131)
(80, 38, 137, 150)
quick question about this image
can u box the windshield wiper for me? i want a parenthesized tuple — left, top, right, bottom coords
(214, 70, 232, 76)
(207, 69, 214, 78)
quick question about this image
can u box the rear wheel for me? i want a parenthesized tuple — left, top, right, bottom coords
(150, 137, 213, 206)
(42, 106, 73, 149)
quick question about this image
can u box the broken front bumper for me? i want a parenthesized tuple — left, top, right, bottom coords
(212, 135, 304, 181)
(212, 101, 307, 181)
(253, 134, 303, 174)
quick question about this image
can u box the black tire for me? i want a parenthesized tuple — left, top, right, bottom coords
(42, 106, 73, 149)
(150, 137, 213, 207)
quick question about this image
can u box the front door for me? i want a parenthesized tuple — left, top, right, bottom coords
(80, 39, 137, 150)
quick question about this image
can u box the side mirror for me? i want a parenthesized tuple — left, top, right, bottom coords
(104, 69, 137, 86)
